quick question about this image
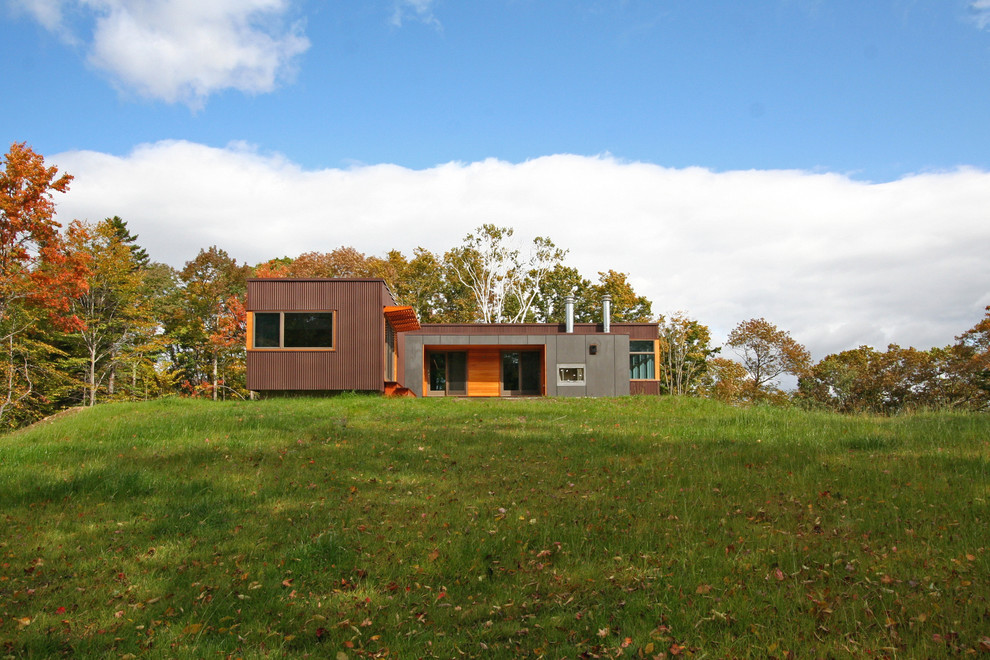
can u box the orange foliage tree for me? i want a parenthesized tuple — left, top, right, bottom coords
(0, 143, 89, 424)
(726, 318, 811, 400)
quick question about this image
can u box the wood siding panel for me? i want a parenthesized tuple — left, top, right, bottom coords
(467, 349, 501, 397)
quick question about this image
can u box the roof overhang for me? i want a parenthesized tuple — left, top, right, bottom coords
(384, 306, 421, 332)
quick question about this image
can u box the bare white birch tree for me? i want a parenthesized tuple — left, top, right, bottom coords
(448, 225, 566, 323)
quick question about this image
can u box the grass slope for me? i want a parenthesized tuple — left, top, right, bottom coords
(0, 396, 987, 658)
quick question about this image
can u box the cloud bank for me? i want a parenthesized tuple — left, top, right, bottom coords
(50, 141, 990, 358)
(12, 0, 309, 105)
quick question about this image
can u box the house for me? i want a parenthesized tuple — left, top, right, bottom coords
(245, 278, 660, 397)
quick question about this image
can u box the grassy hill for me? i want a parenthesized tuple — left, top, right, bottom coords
(1, 396, 987, 658)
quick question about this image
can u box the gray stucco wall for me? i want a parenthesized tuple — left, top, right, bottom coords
(402, 333, 630, 397)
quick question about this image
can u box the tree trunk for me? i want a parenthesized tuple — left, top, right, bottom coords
(89, 347, 97, 407)
(212, 354, 218, 401)
(0, 335, 16, 423)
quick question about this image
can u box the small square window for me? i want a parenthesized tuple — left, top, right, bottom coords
(557, 364, 586, 386)
(254, 313, 281, 348)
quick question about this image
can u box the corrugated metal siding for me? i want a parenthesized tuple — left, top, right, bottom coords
(246, 279, 392, 391)
(411, 322, 657, 338)
(247, 278, 397, 311)
(614, 323, 659, 340)
(630, 381, 661, 396)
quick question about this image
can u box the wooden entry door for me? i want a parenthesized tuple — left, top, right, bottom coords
(501, 350, 542, 396)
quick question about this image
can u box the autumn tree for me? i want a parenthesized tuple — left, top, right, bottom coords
(592, 270, 653, 322)
(382, 248, 477, 323)
(166, 247, 251, 399)
(286, 247, 374, 278)
(699, 357, 750, 403)
(657, 313, 718, 395)
(800, 337, 989, 414)
(726, 318, 810, 400)
(0, 142, 88, 425)
(66, 218, 158, 406)
(951, 306, 990, 410)
(137, 262, 184, 397)
(530, 265, 592, 323)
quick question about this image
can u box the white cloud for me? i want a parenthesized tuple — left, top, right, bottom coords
(10, 0, 66, 30)
(12, 0, 309, 106)
(50, 141, 990, 359)
(971, 0, 990, 28)
(391, 0, 440, 28)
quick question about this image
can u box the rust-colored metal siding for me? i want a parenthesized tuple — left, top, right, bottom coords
(247, 278, 397, 311)
(246, 279, 396, 392)
(630, 380, 661, 396)
(411, 322, 657, 338)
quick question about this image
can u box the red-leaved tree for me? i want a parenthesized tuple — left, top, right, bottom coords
(0, 143, 89, 424)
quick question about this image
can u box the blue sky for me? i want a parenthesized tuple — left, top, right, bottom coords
(6, 0, 990, 178)
(2, 0, 990, 359)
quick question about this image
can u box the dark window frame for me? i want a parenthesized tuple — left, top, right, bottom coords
(426, 350, 468, 396)
(501, 349, 542, 396)
(252, 311, 336, 350)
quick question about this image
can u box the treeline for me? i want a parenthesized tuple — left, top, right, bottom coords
(674, 317, 990, 414)
(1, 143, 987, 428)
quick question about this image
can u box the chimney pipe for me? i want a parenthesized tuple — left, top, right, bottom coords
(564, 295, 575, 333)
(602, 294, 612, 334)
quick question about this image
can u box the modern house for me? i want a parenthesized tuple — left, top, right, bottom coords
(245, 278, 660, 397)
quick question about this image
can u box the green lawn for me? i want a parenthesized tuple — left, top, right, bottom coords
(0, 396, 987, 658)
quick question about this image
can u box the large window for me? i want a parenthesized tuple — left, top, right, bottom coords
(253, 312, 334, 349)
(629, 340, 656, 379)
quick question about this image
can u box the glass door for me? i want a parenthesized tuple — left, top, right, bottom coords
(501, 350, 542, 396)
(428, 351, 467, 396)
